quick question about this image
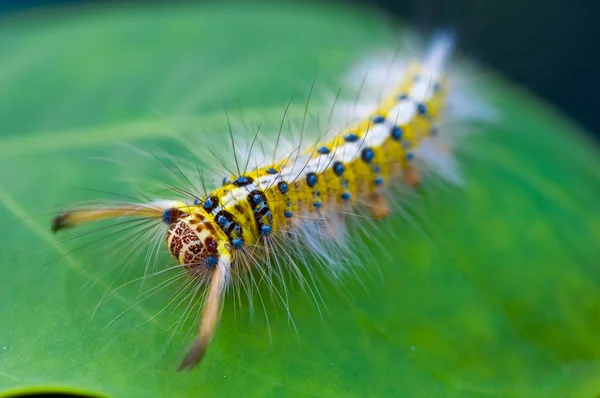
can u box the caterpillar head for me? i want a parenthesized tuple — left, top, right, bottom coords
(162, 205, 231, 370)
(164, 206, 232, 280)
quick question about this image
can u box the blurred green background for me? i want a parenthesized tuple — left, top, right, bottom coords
(2, 0, 599, 138)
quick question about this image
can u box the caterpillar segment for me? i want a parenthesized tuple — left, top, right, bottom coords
(51, 39, 451, 370)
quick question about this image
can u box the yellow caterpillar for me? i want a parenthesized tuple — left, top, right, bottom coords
(51, 36, 461, 370)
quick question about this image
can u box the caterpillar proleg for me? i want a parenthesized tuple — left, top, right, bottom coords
(51, 33, 491, 371)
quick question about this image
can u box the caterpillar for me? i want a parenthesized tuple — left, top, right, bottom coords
(50, 34, 488, 371)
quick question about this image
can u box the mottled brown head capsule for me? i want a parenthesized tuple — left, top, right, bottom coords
(165, 207, 232, 281)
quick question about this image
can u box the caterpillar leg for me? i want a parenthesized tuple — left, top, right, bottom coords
(51, 200, 188, 232)
(368, 192, 391, 219)
(403, 166, 421, 187)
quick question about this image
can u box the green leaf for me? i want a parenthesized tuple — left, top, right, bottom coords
(1, 3, 599, 397)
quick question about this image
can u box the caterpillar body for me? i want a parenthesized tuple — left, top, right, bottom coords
(51, 35, 481, 370)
